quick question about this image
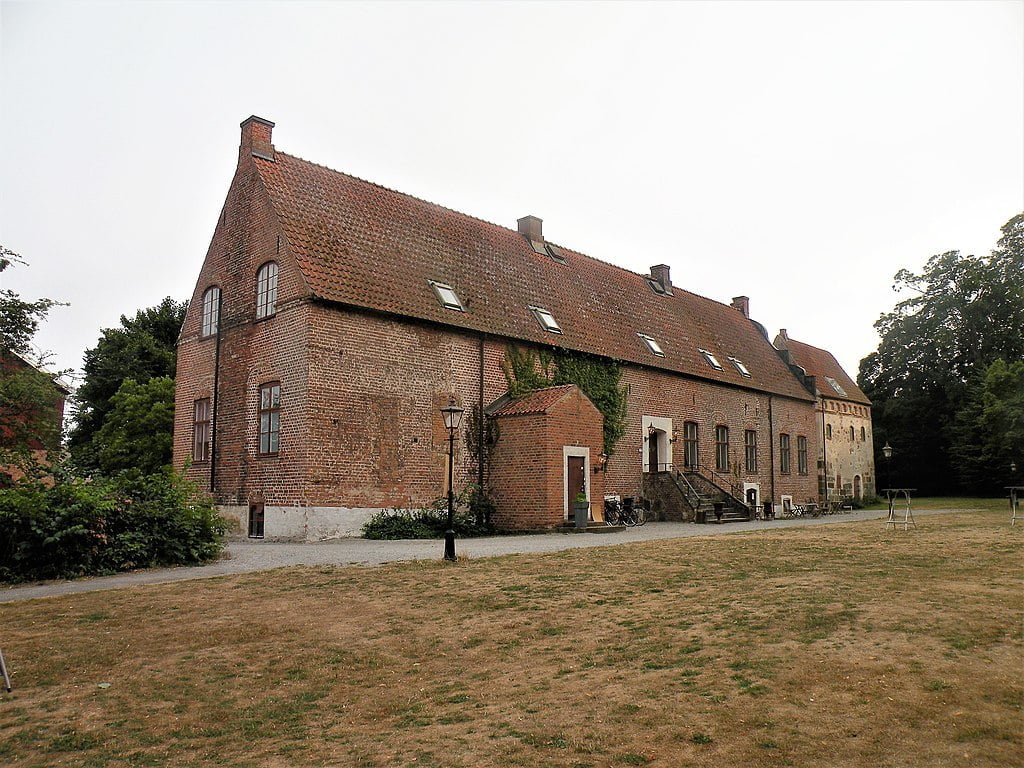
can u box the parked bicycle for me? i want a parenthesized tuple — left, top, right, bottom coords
(603, 495, 648, 527)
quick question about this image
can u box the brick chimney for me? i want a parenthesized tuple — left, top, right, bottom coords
(731, 296, 750, 317)
(240, 116, 276, 163)
(650, 264, 671, 291)
(517, 215, 543, 243)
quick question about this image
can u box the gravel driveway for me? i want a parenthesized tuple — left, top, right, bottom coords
(2, 508, 936, 603)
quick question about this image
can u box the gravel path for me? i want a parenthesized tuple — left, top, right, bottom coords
(1, 508, 944, 603)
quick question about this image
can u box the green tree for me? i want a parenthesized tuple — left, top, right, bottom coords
(69, 298, 186, 468)
(0, 248, 66, 475)
(93, 377, 176, 475)
(859, 213, 1024, 493)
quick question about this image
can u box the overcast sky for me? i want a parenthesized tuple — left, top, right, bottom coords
(2, 0, 1021, 386)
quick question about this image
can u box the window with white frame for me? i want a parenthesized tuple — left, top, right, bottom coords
(258, 382, 281, 455)
(201, 287, 220, 337)
(699, 349, 724, 370)
(529, 305, 562, 334)
(637, 333, 665, 357)
(728, 357, 751, 377)
(256, 262, 279, 319)
(428, 280, 465, 311)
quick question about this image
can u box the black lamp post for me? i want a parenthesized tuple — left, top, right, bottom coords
(440, 398, 465, 562)
(882, 441, 893, 494)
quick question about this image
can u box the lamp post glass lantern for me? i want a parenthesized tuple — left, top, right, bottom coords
(441, 399, 464, 561)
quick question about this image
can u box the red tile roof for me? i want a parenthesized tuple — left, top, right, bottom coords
(489, 385, 580, 417)
(779, 335, 870, 406)
(252, 150, 814, 403)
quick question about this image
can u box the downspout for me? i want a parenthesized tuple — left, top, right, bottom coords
(210, 293, 223, 496)
(767, 395, 775, 507)
(478, 333, 485, 489)
(820, 399, 827, 503)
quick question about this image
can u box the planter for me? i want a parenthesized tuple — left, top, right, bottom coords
(573, 501, 590, 529)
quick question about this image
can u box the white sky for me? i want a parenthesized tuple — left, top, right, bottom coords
(2, 0, 1022, 385)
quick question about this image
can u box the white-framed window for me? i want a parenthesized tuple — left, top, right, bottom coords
(637, 333, 665, 357)
(699, 349, 723, 370)
(428, 280, 465, 311)
(529, 305, 562, 334)
(256, 262, 279, 319)
(728, 357, 751, 377)
(258, 382, 281, 455)
(201, 286, 220, 337)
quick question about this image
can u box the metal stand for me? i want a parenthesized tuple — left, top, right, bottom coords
(0, 647, 11, 692)
(883, 488, 916, 531)
(1009, 487, 1022, 526)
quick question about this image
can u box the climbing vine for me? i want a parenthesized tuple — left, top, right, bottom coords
(501, 345, 627, 456)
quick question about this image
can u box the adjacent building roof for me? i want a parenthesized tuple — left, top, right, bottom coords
(774, 330, 870, 406)
(245, 119, 815, 403)
(489, 385, 582, 417)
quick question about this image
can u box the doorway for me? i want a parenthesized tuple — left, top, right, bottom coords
(648, 431, 660, 472)
(854, 475, 862, 499)
(566, 455, 586, 521)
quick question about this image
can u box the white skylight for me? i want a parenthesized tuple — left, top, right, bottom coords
(728, 357, 752, 377)
(699, 348, 723, 370)
(825, 376, 848, 396)
(428, 280, 464, 311)
(637, 333, 665, 357)
(529, 305, 562, 334)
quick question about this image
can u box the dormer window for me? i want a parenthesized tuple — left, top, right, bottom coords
(637, 333, 665, 357)
(529, 306, 562, 334)
(728, 357, 752, 378)
(699, 349, 723, 370)
(428, 280, 464, 312)
(825, 376, 848, 396)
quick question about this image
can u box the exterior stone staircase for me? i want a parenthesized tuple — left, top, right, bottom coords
(642, 469, 751, 523)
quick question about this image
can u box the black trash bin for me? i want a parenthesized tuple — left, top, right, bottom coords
(763, 501, 773, 520)
(713, 502, 724, 522)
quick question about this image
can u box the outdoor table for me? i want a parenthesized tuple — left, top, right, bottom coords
(883, 488, 917, 530)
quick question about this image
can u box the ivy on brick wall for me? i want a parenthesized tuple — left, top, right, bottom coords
(501, 345, 627, 456)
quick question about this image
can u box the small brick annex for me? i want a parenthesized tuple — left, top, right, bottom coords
(488, 385, 605, 530)
(173, 117, 872, 540)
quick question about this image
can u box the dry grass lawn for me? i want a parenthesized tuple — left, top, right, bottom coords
(1, 502, 1021, 767)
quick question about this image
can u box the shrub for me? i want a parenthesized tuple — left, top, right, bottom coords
(362, 496, 495, 540)
(0, 466, 225, 583)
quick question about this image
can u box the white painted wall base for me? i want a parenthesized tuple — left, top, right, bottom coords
(218, 505, 381, 542)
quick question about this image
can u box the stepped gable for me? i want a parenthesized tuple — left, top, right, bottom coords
(780, 333, 870, 405)
(252, 149, 814, 402)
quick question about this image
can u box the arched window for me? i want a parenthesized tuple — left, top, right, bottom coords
(826, 423, 832, 439)
(201, 286, 220, 337)
(256, 262, 279, 319)
(682, 421, 698, 469)
(850, 426, 855, 442)
(861, 426, 867, 441)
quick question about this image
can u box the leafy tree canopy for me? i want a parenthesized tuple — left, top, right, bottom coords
(69, 298, 186, 465)
(859, 213, 1024, 494)
(93, 377, 176, 475)
(0, 246, 60, 357)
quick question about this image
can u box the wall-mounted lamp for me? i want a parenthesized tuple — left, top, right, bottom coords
(669, 430, 679, 444)
(593, 452, 608, 473)
(644, 425, 656, 441)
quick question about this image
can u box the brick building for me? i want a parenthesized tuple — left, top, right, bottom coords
(1, 350, 70, 482)
(774, 330, 876, 501)
(173, 116, 864, 539)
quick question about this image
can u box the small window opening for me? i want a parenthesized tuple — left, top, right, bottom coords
(728, 357, 752, 377)
(545, 243, 567, 264)
(428, 280, 465, 311)
(529, 306, 562, 334)
(637, 333, 665, 357)
(248, 503, 265, 538)
(699, 349, 724, 370)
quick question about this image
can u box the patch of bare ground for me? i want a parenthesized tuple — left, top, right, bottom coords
(0, 505, 1020, 767)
